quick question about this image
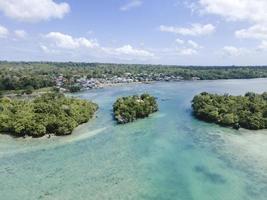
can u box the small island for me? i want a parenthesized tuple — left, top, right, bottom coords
(192, 92, 267, 130)
(0, 93, 98, 137)
(113, 93, 158, 124)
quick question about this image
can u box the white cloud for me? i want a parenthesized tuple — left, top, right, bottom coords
(184, 1, 198, 13)
(199, 0, 267, 24)
(187, 40, 201, 49)
(222, 46, 247, 57)
(0, 0, 70, 22)
(176, 38, 185, 45)
(104, 45, 154, 58)
(76, 37, 99, 48)
(200, 0, 267, 53)
(257, 41, 267, 51)
(235, 25, 267, 40)
(0, 25, 8, 38)
(43, 32, 154, 60)
(120, 0, 142, 11)
(175, 39, 201, 54)
(159, 23, 215, 36)
(40, 44, 59, 54)
(175, 39, 202, 55)
(14, 30, 27, 38)
(177, 48, 198, 56)
(45, 32, 99, 49)
(40, 45, 50, 53)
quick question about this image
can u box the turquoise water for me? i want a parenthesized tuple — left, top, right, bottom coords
(1, 79, 267, 200)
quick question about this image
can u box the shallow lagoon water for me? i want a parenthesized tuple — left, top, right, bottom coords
(1, 79, 267, 200)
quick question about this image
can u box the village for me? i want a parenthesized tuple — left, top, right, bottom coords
(55, 73, 201, 92)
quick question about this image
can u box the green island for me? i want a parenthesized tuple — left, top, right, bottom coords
(0, 93, 98, 137)
(113, 93, 158, 124)
(192, 92, 267, 130)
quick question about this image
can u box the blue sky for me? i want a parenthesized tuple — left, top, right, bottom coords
(0, 0, 267, 65)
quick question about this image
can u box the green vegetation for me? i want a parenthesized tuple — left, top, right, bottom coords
(67, 85, 82, 93)
(192, 92, 267, 130)
(0, 93, 98, 137)
(113, 93, 158, 124)
(2, 61, 267, 92)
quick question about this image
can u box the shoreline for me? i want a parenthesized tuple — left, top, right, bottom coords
(73, 77, 267, 93)
(2, 78, 267, 141)
(3, 77, 267, 97)
(0, 112, 100, 140)
(95, 81, 147, 89)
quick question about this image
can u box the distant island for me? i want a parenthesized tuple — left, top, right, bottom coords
(113, 93, 158, 124)
(0, 93, 98, 137)
(2, 61, 267, 95)
(192, 92, 267, 130)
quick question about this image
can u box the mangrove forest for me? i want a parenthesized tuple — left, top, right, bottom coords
(113, 93, 158, 124)
(192, 92, 267, 130)
(0, 93, 98, 137)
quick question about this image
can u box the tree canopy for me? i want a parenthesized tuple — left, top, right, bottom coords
(2, 61, 267, 92)
(0, 93, 98, 137)
(192, 92, 267, 130)
(113, 93, 158, 124)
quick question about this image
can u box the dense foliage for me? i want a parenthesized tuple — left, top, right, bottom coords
(113, 93, 158, 124)
(192, 92, 267, 130)
(2, 61, 267, 91)
(0, 93, 98, 137)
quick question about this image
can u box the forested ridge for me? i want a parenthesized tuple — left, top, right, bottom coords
(192, 92, 267, 130)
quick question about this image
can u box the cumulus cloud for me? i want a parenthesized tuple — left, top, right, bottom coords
(159, 23, 215, 36)
(45, 32, 99, 49)
(176, 38, 185, 45)
(177, 48, 198, 56)
(222, 46, 247, 57)
(235, 25, 267, 40)
(0, 0, 70, 22)
(0, 25, 8, 38)
(257, 41, 267, 51)
(188, 40, 201, 49)
(199, 0, 267, 24)
(40, 45, 50, 53)
(40, 44, 59, 54)
(115, 45, 154, 57)
(198, 0, 267, 52)
(14, 30, 27, 38)
(120, 0, 143, 11)
(43, 32, 154, 60)
(175, 39, 201, 55)
(103, 45, 154, 58)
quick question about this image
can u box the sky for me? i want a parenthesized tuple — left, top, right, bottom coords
(0, 0, 267, 65)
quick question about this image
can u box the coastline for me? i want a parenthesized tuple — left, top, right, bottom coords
(0, 112, 100, 140)
(2, 78, 267, 141)
(4, 77, 267, 98)
(73, 77, 267, 93)
(98, 81, 147, 89)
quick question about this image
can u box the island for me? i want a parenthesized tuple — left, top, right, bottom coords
(192, 92, 267, 130)
(113, 93, 158, 124)
(0, 93, 98, 137)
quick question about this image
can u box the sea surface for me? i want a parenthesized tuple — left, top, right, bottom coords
(1, 79, 267, 200)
